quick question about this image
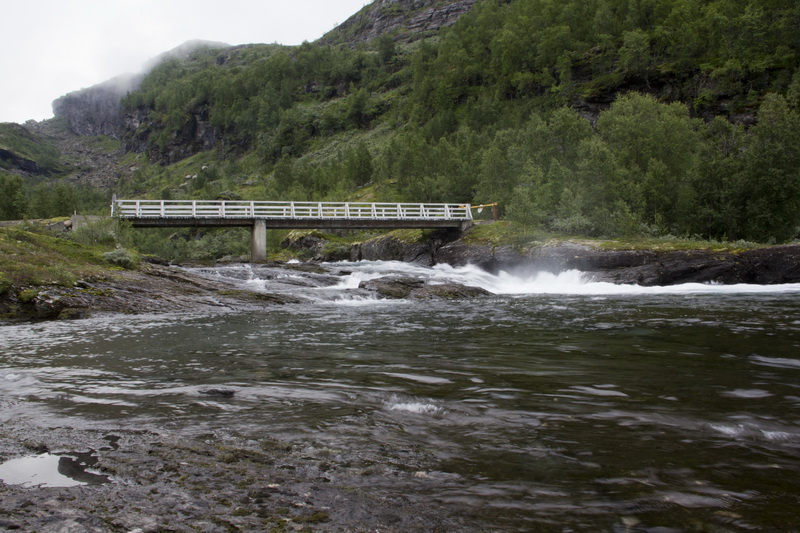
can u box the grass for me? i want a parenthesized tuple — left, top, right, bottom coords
(462, 221, 768, 254)
(462, 221, 546, 248)
(0, 224, 118, 288)
(594, 236, 765, 253)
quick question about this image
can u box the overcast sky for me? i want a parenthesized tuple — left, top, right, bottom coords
(0, 0, 370, 124)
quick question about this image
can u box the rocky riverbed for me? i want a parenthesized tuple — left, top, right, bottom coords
(0, 424, 464, 532)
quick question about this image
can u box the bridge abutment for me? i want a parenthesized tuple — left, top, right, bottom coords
(251, 220, 267, 261)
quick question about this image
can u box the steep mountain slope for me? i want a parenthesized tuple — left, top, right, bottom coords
(0, 122, 64, 176)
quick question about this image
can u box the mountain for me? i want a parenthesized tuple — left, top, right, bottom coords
(51, 40, 230, 140)
(322, 0, 478, 44)
(2, 0, 800, 246)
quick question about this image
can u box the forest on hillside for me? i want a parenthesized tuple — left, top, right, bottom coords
(2, 0, 800, 249)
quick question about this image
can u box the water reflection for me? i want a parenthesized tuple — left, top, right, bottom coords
(0, 452, 111, 488)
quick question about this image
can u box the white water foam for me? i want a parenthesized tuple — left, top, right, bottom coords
(387, 402, 442, 415)
(196, 261, 800, 301)
(325, 260, 800, 297)
(384, 394, 443, 415)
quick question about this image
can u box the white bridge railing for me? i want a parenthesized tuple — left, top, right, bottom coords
(111, 200, 473, 221)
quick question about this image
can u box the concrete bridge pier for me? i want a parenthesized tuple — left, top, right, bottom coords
(251, 220, 267, 261)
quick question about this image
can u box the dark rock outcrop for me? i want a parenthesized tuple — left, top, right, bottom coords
(351, 234, 436, 265)
(359, 275, 490, 299)
(51, 40, 228, 162)
(349, 228, 461, 265)
(123, 104, 223, 163)
(468, 242, 800, 286)
(0, 147, 42, 174)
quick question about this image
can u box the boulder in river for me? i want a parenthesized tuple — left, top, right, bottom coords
(359, 276, 491, 299)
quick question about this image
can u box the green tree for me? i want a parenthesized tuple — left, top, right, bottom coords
(735, 94, 800, 242)
(342, 142, 374, 188)
(377, 33, 397, 65)
(597, 92, 700, 233)
(474, 144, 514, 209)
(0, 173, 26, 220)
(690, 117, 745, 240)
(619, 29, 652, 78)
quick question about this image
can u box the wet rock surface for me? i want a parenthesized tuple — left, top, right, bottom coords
(0, 262, 302, 323)
(359, 276, 490, 299)
(0, 425, 464, 532)
(352, 234, 438, 266)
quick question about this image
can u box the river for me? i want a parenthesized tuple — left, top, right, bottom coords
(2, 261, 800, 531)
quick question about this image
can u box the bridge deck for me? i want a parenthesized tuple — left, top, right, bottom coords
(112, 200, 472, 229)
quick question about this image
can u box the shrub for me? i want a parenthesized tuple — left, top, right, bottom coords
(71, 218, 133, 248)
(103, 248, 140, 269)
(18, 289, 38, 303)
(0, 275, 11, 296)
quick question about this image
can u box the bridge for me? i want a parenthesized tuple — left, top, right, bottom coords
(111, 199, 473, 261)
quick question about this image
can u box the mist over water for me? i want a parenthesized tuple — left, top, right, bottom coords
(330, 260, 800, 296)
(2, 260, 800, 530)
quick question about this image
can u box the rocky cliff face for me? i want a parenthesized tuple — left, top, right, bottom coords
(52, 73, 143, 139)
(122, 105, 222, 164)
(323, 0, 478, 44)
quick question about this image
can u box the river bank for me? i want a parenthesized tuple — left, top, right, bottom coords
(305, 225, 800, 286)
(3, 223, 800, 322)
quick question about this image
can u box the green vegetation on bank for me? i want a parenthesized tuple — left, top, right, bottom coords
(0, 223, 132, 291)
(0, 171, 110, 220)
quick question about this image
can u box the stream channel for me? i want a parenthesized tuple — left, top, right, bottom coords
(2, 261, 800, 531)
